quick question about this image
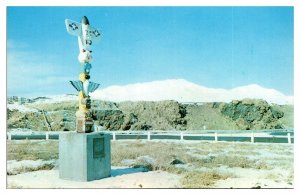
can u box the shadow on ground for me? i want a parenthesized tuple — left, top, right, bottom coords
(111, 167, 147, 177)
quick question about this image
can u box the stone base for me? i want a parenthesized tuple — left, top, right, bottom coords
(59, 132, 111, 181)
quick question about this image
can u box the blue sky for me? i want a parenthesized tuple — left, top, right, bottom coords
(7, 6, 294, 97)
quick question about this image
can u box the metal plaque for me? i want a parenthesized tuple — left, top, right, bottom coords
(93, 138, 104, 158)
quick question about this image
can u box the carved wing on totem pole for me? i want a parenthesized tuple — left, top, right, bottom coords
(65, 19, 82, 36)
(70, 80, 100, 96)
(88, 82, 100, 93)
(70, 80, 83, 92)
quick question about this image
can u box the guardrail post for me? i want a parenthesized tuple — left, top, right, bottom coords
(46, 132, 49, 140)
(7, 133, 11, 140)
(147, 131, 151, 141)
(251, 132, 254, 143)
(180, 132, 184, 141)
(113, 132, 116, 141)
(214, 132, 218, 142)
(287, 133, 291, 144)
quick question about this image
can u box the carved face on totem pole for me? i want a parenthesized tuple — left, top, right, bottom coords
(78, 49, 93, 64)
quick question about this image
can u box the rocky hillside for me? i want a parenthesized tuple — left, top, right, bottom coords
(116, 101, 187, 130)
(7, 99, 293, 131)
(212, 99, 286, 130)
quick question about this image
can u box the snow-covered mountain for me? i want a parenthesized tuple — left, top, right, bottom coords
(14, 79, 291, 105)
(89, 79, 293, 105)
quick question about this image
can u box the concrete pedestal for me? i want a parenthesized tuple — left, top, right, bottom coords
(59, 132, 111, 181)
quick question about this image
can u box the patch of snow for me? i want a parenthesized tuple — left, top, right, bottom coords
(30, 94, 77, 104)
(120, 159, 136, 166)
(136, 155, 156, 165)
(7, 103, 39, 113)
(7, 160, 57, 175)
(174, 163, 195, 171)
(7, 129, 62, 135)
(214, 167, 293, 188)
(7, 128, 33, 135)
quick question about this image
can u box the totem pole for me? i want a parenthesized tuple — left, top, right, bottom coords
(65, 16, 101, 133)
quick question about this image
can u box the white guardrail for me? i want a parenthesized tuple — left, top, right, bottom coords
(6, 129, 294, 144)
(109, 131, 293, 143)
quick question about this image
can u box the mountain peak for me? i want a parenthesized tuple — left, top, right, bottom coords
(90, 79, 293, 105)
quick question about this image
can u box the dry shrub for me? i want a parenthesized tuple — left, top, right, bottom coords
(181, 171, 231, 188)
(7, 140, 58, 161)
(111, 141, 195, 173)
(254, 161, 271, 170)
(210, 155, 254, 168)
(191, 155, 262, 169)
(7, 139, 293, 188)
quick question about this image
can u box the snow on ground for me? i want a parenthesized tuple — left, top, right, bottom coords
(7, 103, 39, 113)
(7, 128, 34, 135)
(6, 140, 293, 188)
(30, 94, 77, 104)
(7, 167, 181, 188)
(7, 128, 59, 135)
(7, 160, 57, 175)
(214, 167, 293, 188)
(7, 165, 293, 189)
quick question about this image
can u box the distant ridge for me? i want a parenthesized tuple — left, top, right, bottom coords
(22, 79, 293, 105)
(88, 79, 293, 105)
